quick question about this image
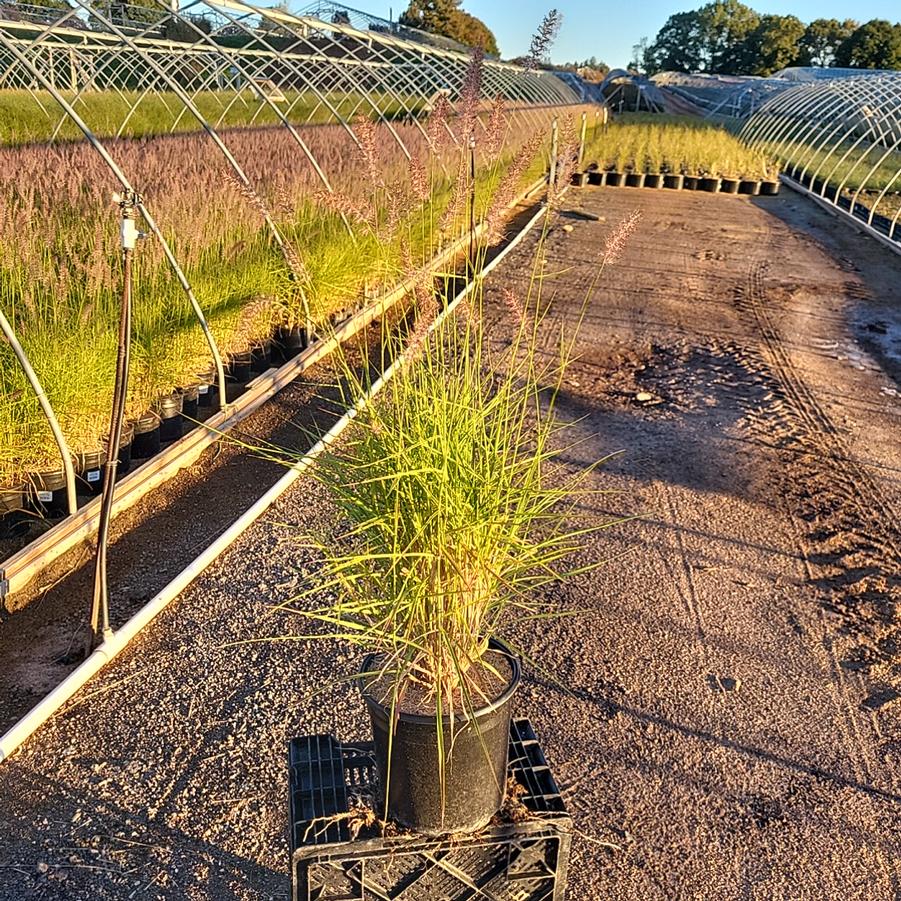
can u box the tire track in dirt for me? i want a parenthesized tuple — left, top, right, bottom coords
(732, 225, 900, 811)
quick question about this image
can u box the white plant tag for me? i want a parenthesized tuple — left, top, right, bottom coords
(87, 470, 101, 483)
(37, 490, 53, 502)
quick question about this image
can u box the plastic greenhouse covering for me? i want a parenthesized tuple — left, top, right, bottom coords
(741, 73, 901, 243)
(0, 0, 588, 504)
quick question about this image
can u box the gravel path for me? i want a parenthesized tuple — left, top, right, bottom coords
(1, 186, 899, 900)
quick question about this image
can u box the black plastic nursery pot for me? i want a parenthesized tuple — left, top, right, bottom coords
(250, 342, 273, 373)
(360, 638, 521, 836)
(643, 173, 664, 189)
(720, 177, 740, 195)
(156, 392, 185, 444)
(0, 485, 26, 535)
(25, 469, 68, 516)
(682, 175, 699, 191)
(196, 372, 219, 409)
(226, 351, 253, 385)
(75, 447, 106, 495)
(759, 180, 780, 196)
(605, 171, 625, 187)
(274, 325, 309, 362)
(738, 179, 760, 196)
(663, 173, 684, 190)
(625, 171, 645, 188)
(132, 411, 162, 459)
(587, 169, 604, 186)
(179, 385, 200, 422)
(699, 176, 720, 193)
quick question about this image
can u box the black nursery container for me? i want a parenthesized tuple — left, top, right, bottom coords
(227, 351, 253, 385)
(196, 372, 219, 409)
(738, 179, 760, 195)
(759, 180, 780, 196)
(683, 174, 699, 190)
(26, 469, 68, 516)
(699, 176, 720, 193)
(250, 342, 273, 373)
(274, 325, 309, 362)
(605, 170, 625, 187)
(720, 177, 740, 194)
(664, 173, 684, 189)
(0, 485, 26, 536)
(75, 447, 106, 496)
(179, 385, 200, 422)
(360, 638, 521, 836)
(625, 171, 645, 188)
(156, 392, 184, 444)
(132, 411, 161, 459)
(644, 173, 664, 189)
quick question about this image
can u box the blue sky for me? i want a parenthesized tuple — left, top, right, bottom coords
(371, 1, 900, 68)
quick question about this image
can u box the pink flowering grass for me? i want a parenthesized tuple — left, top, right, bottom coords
(0, 101, 595, 488)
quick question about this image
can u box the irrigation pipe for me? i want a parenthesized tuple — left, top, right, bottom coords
(0, 196, 556, 765)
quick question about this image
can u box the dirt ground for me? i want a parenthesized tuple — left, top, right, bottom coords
(0, 184, 899, 900)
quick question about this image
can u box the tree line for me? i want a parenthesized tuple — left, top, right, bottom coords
(642, 1, 901, 76)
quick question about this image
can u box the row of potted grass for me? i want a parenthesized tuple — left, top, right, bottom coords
(0, 102, 584, 519)
(583, 113, 779, 183)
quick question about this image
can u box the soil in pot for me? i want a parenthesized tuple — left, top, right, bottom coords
(644, 173, 664, 189)
(663, 173, 683, 190)
(720, 177, 740, 194)
(625, 171, 645, 188)
(156, 392, 185, 444)
(605, 171, 625, 187)
(132, 411, 161, 459)
(25, 469, 69, 517)
(360, 639, 521, 836)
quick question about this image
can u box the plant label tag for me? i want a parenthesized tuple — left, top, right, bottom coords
(37, 490, 53, 502)
(87, 470, 101, 483)
(198, 385, 209, 394)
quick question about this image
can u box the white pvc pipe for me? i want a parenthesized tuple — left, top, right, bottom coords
(0, 200, 553, 765)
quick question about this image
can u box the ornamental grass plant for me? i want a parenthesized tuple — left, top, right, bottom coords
(275, 57, 636, 808)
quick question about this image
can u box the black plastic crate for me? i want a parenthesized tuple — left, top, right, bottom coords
(289, 719, 571, 901)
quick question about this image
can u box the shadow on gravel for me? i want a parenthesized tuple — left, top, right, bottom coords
(0, 766, 284, 899)
(529, 675, 901, 808)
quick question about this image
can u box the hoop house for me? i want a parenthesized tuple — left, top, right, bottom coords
(741, 73, 901, 245)
(0, 0, 585, 511)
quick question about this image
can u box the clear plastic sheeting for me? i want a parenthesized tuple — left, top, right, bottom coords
(741, 73, 901, 243)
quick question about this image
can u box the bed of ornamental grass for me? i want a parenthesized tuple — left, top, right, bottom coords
(584, 113, 778, 180)
(760, 138, 901, 194)
(0, 103, 592, 491)
(0, 90, 427, 146)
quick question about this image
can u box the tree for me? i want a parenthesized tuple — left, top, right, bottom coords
(629, 37, 649, 72)
(398, 0, 498, 55)
(739, 14, 804, 75)
(645, 11, 705, 73)
(798, 18, 857, 67)
(834, 19, 901, 69)
(698, 0, 760, 73)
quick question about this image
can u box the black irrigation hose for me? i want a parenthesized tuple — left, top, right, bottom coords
(87, 195, 137, 654)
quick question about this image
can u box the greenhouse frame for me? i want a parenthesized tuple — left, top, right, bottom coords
(0, 0, 586, 516)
